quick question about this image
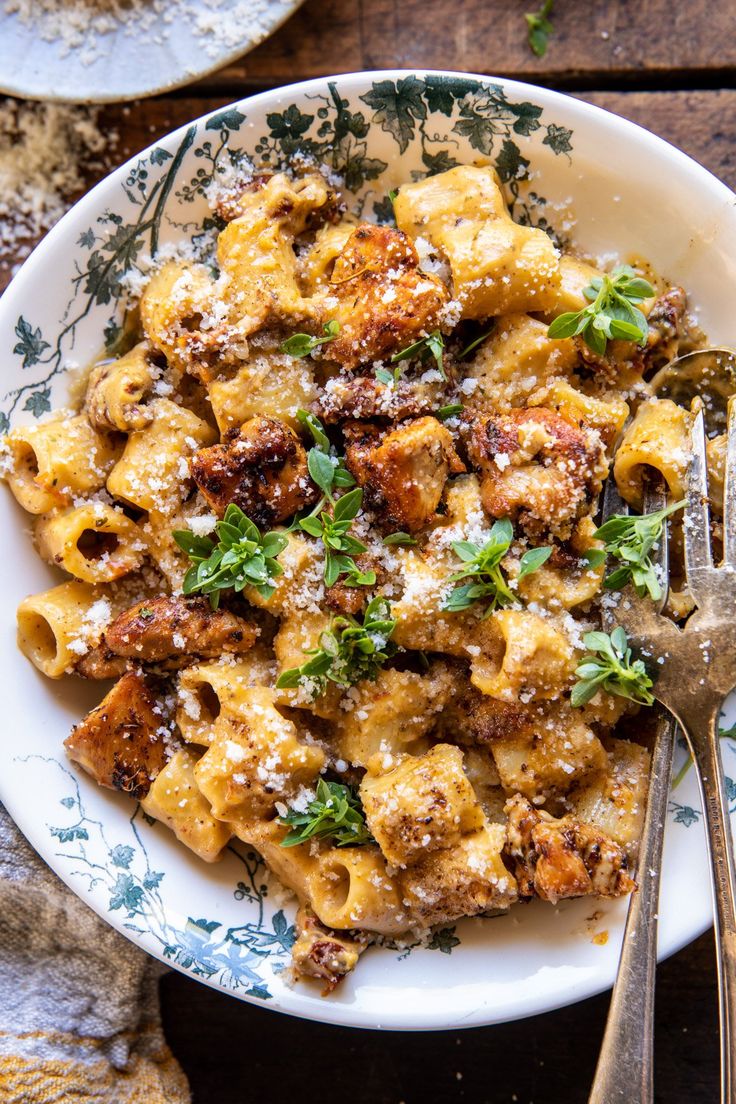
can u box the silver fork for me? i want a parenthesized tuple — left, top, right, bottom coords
(588, 477, 678, 1104)
(591, 405, 736, 1103)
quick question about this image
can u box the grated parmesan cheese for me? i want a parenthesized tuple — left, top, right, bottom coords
(0, 100, 116, 275)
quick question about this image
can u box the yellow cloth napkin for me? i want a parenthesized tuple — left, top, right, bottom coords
(0, 804, 190, 1104)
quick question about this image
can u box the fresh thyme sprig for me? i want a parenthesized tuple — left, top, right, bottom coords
(443, 520, 551, 616)
(382, 532, 417, 547)
(525, 0, 554, 57)
(548, 265, 655, 356)
(276, 597, 397, 696)
(593, 500, 685, 600)
(570, 627, 655, 708)
(458, 330, 493, 360)
(173, 505, 287, 609)
(375, 363, 402, 389)
(278, 779, 374, 848)
(299, 487, 376, 588)
(436, 403, 464, 421)
(296, 409, 355, 507)
(391, 329, 446, 379)
(280, 320, 340, 359)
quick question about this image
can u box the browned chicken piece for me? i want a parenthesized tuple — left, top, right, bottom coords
(75, 643, 128, 680)
(466, 407, 606, 539)
(646, 285, 687, 349)
(323, 223, 448, 370)
(504, 794, 636, 904)
(291, 906, 367, 993)
(64, 669, 171, 799)
(191, 415, 317, 526)
(104, 596, 258, 663)
(344, 416, 464, 532)
(438, 688, 535, 746)
(316, 374, 442, 425)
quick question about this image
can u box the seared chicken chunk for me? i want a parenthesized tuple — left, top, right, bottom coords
(75, 642, 128, 681)
(292, 906, 367, 993)
(322, 224, 448, 370)
(345, 416, 463, 532)
(504, 794, 635, 904)
(467, 407, 606, 538)
(316, 373, 442, 425)
(64, 670, 170, 799)
(104, 596, 258, 663)
(191, 415, 317, 526)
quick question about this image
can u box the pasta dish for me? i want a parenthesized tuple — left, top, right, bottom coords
(3, 164, 717, 991)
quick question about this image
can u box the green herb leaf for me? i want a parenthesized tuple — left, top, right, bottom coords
(570, 627, 655, 708)
(594, 500, 684, 600)
(296, 409, 330, 451)
(442, 519, 520, 616)
(435, 403, 464, 421)
(298, 488, 373, 588)
(548, 265, 655, 356)
(458, 330, 493, 360)
(375, 363, 403, 389)
(173, 505, 287, 609)
(525, 0, 554, 57)
(518, 545, 553, 579)
(275, 596, 397, 696)
(382, 532, 417, 547)
(278, 779, 374, 848)
(296, 409, 355, 507)
(388, 188, 398, 204)
(582, 548, 607, 568)
(391, 329, 446, 379)
(280, 320, 340, 359)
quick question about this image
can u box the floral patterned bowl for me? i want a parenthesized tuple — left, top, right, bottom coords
(1, 72, 735, 1030)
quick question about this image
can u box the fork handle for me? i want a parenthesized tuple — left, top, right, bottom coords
(588, 712, 677, 1104)
(683, 703, 736, 1104)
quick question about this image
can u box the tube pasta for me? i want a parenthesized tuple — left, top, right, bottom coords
(106, 397, 216, 515)
(394, 165, 561, 318)
(307, 847, 407, 934)
(470, 610, 576, 701)
(207, 350, 317, 435)
(141, 747, 232, 862)
(35, 503, 144, 583)
(614, 398, 691, 507)
(85, 342, 154, 433)
(464, 313, 578, 413)
(17, 580, 114, 677)
(4, 415, 120, 514)
(194, 688, 326, 827)
(176, 649, 277, 746)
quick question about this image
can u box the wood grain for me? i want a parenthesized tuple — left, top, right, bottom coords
(160, 930, 719, 1104)
(197, 0, 736, 91)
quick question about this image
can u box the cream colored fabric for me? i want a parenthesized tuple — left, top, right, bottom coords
(0, 804, 190, 1104)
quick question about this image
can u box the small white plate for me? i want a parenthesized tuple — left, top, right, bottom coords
(0, 72, 734, 1030)
(0, 0, 304, 103)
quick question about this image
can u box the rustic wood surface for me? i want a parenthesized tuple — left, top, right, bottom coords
(2, 0, 734, 1099)
(160, 929, 719, 1104)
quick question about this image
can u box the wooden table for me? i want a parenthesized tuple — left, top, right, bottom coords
(3, 1, 734, 1098)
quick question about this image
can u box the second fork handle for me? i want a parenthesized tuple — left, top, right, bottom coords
(588, 712, 676, 1104)
(682, 702, 736, 1104)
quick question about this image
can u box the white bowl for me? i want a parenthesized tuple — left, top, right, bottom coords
(1, 71, 734, 1030)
